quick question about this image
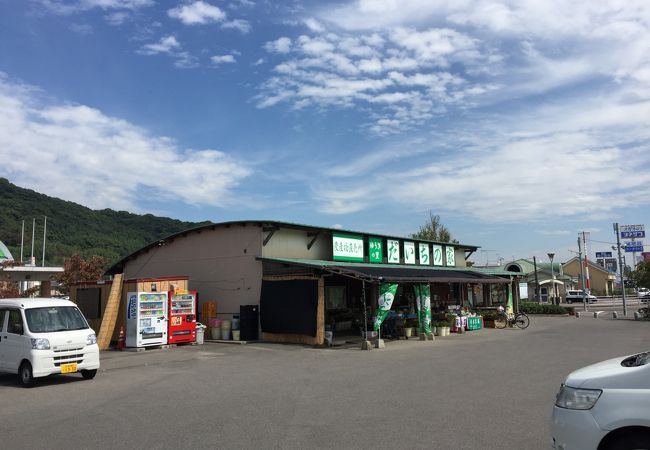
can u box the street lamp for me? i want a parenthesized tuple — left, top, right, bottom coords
(548, 252, 556, 305)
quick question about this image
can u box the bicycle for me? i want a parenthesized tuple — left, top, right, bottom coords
(495, 311, 530, 329)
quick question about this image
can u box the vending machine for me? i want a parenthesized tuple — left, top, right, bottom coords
(126, 291, 168, 347)
(168, 290, 197, 344)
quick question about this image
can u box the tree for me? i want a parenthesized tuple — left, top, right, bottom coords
(54, 254, 107, 294)
(630, 260, 650, 289)
(411, 211, 458, 243)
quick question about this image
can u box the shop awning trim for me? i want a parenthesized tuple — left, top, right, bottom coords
(259, 257, 514, 284)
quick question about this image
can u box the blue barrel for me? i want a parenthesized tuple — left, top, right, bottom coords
(231, 314, 240, 330)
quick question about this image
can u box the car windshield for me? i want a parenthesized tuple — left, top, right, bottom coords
(25, 306, 89, 333)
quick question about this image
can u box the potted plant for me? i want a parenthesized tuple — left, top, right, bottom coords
(481, 311, 498, 328)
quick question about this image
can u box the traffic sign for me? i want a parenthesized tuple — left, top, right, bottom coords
(624, 241, 644, 252)
(595, 251, 612, 258)
(620, 224, 645, 239)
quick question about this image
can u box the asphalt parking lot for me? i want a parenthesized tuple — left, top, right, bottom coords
(1, 316, 648, 450)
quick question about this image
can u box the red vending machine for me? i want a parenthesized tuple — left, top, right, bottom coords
(168, 290, 197, 344)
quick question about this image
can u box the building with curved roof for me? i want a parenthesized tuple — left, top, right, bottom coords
(101, 220, 518, 345)
(0, 240, 14, 262)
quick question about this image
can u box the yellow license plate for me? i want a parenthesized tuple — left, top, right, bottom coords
(60, 363, 78, 374)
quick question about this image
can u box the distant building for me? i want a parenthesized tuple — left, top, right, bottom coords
(501, 259, 574, 303)
(0, 239, 63, 296)
(562, 257, 616, 296)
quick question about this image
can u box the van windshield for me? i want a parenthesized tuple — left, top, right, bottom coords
(25, 307, 89, 333)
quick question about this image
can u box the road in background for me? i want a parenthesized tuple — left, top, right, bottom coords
(1, 317, 648, 450)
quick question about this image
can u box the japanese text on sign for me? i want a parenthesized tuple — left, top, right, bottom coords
(332, 233, 364, 262)
(620, 224, 645, 239)
(432, 245, 443, 266)
(404, 242, 416, 264)
(445, 246, 456, 266)
(369, 237, 383, 263)
(387, 239, 400, 263)
(419, 243, 430, 265)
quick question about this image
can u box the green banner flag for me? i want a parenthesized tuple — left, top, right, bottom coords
(506, 284, 514, 315)
(373, 283, 398, 331)
(414, 284, 432, 334)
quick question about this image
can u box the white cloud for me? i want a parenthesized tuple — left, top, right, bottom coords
(304, 18, 325, 32)
(264, 37, 292, 54)
(211, 54, 236, 64)
(255, 1, 650, 136)
(222, 19, 251, 33)
(38, 0, 153, 15)
(536, 230, 571, 236)
(312, 91, 650, 220)
(104, 11, 129, 25)
(138, 36, 198, 68)
(139, 35, 181, 54)
(168, 1, 226, 25)
(0, 74, 250, 211)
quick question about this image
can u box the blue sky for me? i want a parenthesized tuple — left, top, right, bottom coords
(1, 0, 650, 265)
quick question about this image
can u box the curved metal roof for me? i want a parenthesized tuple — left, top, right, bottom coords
(105, 219, 481, 275)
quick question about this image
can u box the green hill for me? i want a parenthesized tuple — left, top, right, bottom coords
(0, 178, 212, 266)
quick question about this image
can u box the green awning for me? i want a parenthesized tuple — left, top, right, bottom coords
(260, 257, 513, 284)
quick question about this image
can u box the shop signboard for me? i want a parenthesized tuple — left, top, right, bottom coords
(369, 237, 383, 263)
(404, 241, 416, 264)
(620, 224, 645, 239)
(624, 241, 643, 253)
(387, 239, 400, 263)
(418, 243, 430, 265)
(445, 246, 456, 266)
(332, 232, 364, 262)
(595, 251, 612, 258)
(432, 245, 443, 266)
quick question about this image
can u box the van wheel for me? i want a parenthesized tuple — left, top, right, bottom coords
(566, 299, 572, 304)
(606, 430, 650, 450)
(19, 361, 34, 388)
(81, 369, 97, 380)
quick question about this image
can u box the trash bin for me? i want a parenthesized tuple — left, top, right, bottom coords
(196, 323, 206, 345)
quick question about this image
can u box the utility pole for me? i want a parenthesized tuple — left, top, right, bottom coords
(613, 223, 627, 316)
(30, 218, 35, 266)
(41, 216, 47, 267)
(578, 237, 587, 311)
(533, 256, 541, 303)
(20, 220, 24, 262)
(548, 252, 556, 305)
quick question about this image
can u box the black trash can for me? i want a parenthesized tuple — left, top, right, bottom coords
(240, 305, 259, 341)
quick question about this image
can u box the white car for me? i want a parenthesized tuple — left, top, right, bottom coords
(637, 288, 650, 301)
(564, 290, 597, 304)
(550, 351, 650, 450)
(0, 298, 100, 387)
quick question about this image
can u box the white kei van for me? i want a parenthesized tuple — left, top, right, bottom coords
(0, 298, 100, 387)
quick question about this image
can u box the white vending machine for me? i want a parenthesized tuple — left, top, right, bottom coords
(126, 291, 168, 347)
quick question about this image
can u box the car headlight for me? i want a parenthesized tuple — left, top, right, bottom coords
(555, 385, 602, 410)
(31, 338, 50, 350)
(86, 333, 97, 345)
